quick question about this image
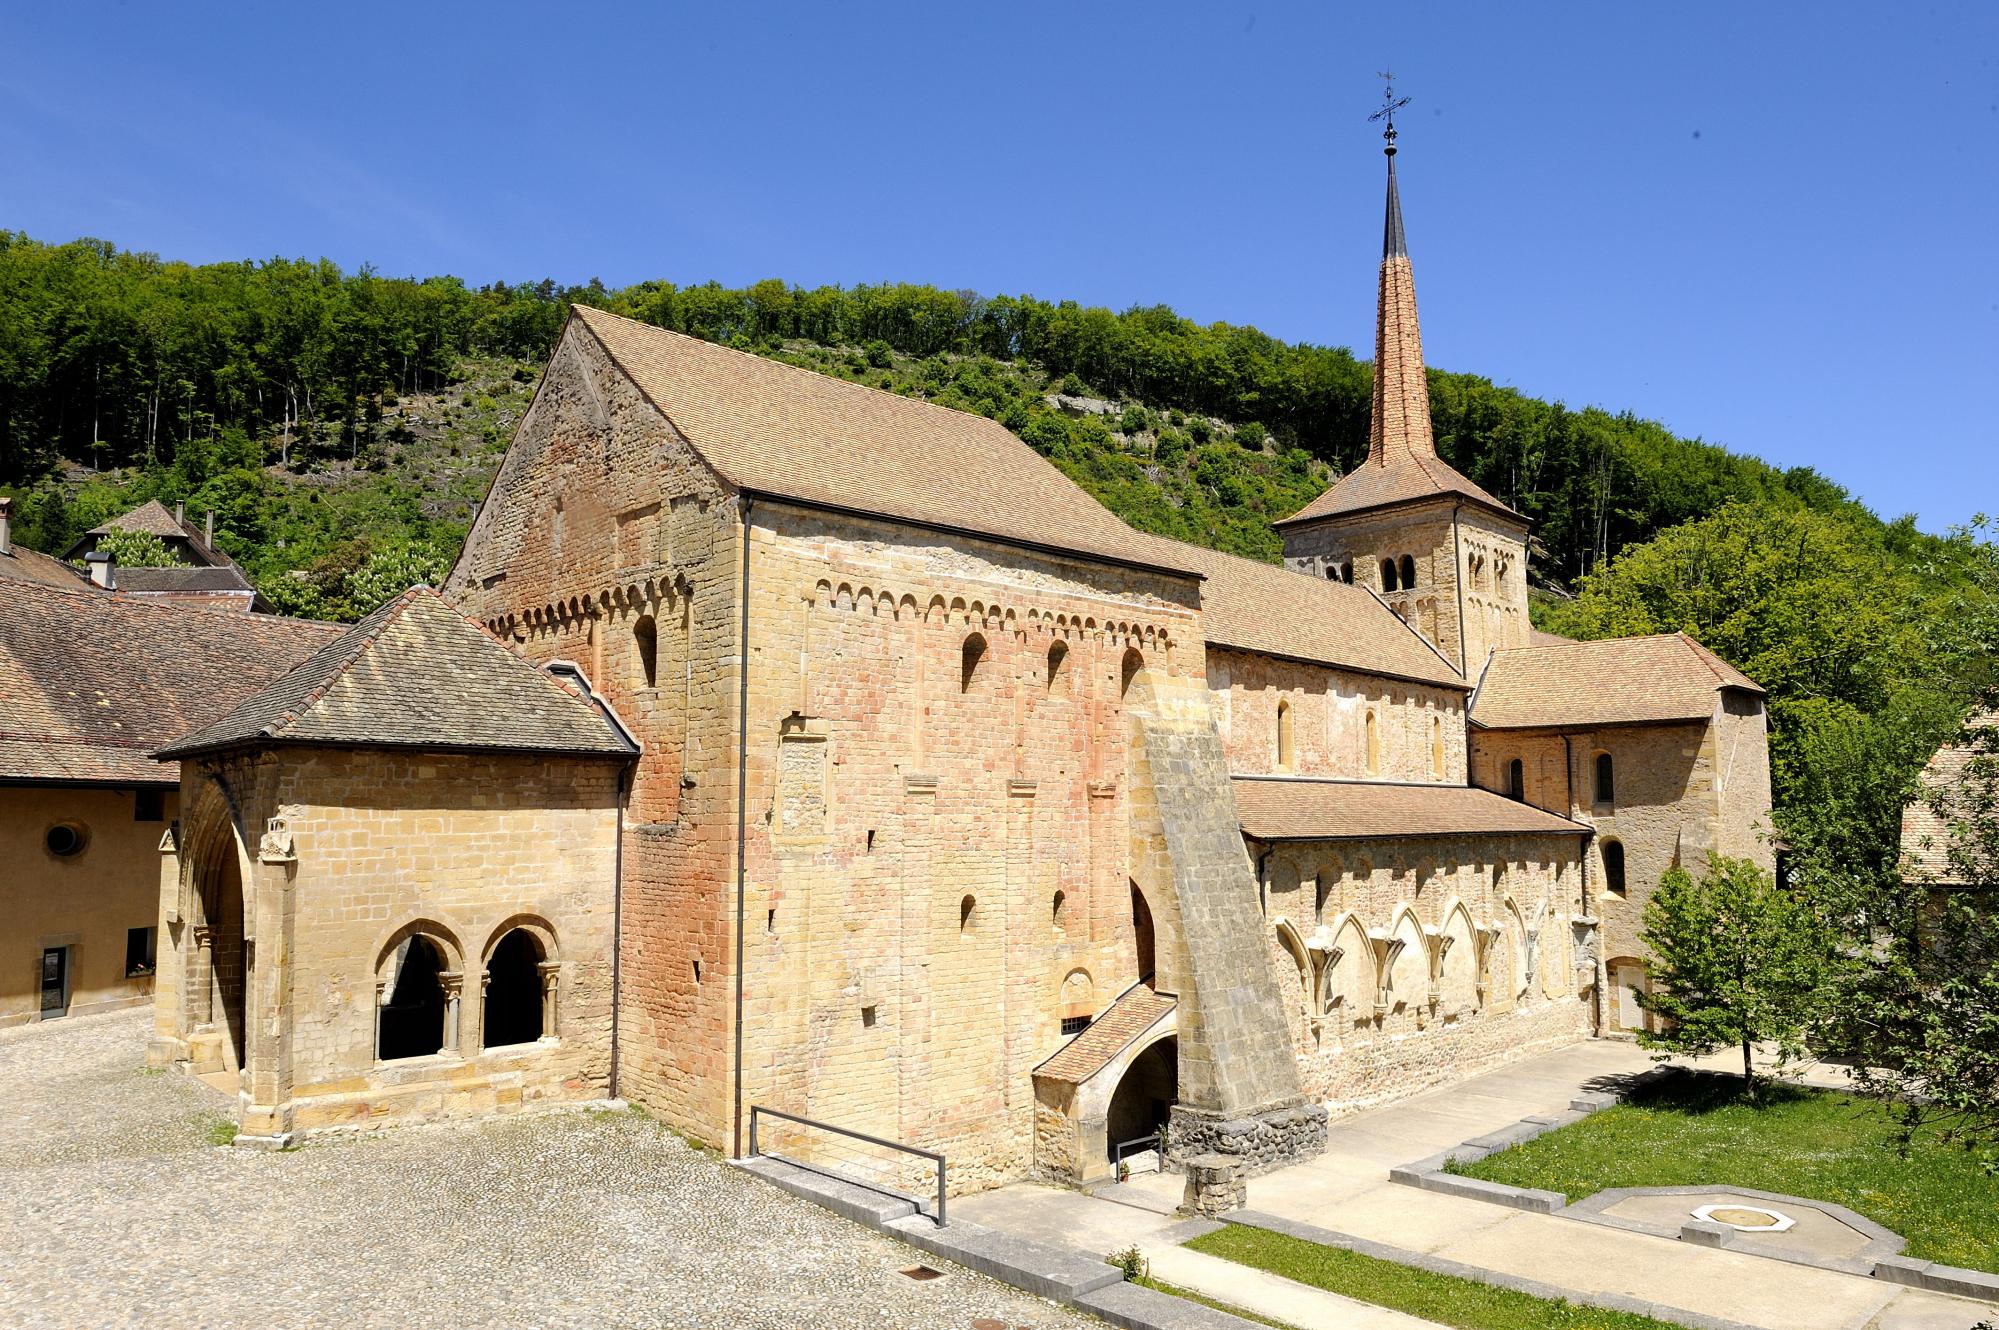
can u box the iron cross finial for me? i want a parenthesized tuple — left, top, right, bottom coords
(1369, 71, 1411, 154)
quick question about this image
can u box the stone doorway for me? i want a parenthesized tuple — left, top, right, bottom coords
(1105, 1036, 1177, 1163)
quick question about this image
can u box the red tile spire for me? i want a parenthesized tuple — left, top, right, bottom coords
(1368, 119, 1436, 466)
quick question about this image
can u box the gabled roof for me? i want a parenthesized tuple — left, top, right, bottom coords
(1274, 452, 1523, 527)
(115, 565, 257, 595)
(1471, 632, 1763, 731)
(159, 588, 637, 760)
(1157, 539, 1466, 690)
(569, 305, 1200, 578)
(0, 582, 339, 785)
(1034, 982, 1176, 1086)
(87, 499, 188, 539)
(0, 541, 91, 589)
(1232, 776, 1590, 841)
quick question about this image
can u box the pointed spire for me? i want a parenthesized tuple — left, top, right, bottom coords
(1368, 130, 1435, 465)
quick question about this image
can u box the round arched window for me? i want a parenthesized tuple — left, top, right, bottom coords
(45, 823, 86, 857)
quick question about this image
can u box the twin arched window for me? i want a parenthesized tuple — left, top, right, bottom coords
(1380, 559, 1398, 593)
(376, 923, 556, 1062)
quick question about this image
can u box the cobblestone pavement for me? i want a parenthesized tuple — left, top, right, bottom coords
(0, 1012, 1100, 1330)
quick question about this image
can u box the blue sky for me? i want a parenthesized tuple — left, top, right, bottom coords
(3, 3, 1994, 532)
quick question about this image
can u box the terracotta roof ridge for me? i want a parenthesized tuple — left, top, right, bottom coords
(572, 303, 1038, 442)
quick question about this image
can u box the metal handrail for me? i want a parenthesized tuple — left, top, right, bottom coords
(748, 1105, 947, 1226)
(1112, 1129, 1164, 1177)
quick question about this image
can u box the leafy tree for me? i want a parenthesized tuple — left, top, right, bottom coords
(1635, 856, 1831, 1098)
(341, 540, 452, 616)
(1835, 714, 1999, 1145)
(94, 527, 177, 567)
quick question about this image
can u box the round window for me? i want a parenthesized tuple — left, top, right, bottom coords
(45, 823, 86, 857)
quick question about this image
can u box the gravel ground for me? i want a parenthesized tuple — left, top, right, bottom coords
(0, 1011, 1101, 1330)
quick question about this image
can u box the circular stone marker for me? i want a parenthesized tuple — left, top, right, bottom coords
(1692, 1202, 1796, 1232)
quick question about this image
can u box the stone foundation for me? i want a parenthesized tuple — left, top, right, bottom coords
(1167, 1101, 1327, 1178)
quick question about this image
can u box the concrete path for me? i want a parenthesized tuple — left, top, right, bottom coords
(957, 1040, 1999, 1330)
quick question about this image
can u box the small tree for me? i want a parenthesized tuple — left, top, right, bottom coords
(1635, 855, 1829, 1098)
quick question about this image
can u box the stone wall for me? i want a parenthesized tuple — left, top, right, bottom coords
(157, 747, 621, 1140)
(1469, 712, 1772, 1018)
(1206, 646, 1466, 783)
(739, 501, 1200, 1195)
(2, 784, 173, 1026)
(445, 316, 745, 1148)
(1254, 831, 1593, 1110)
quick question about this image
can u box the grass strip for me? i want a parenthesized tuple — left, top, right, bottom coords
(1455, 1069, 1999, 1274)
(1185, 1223, 1696, 1330)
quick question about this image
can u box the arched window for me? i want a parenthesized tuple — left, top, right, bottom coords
(1046, 639, 1068, 693)
(1276, 698, 1295, 771)
(633, 614, 658, 689)
(1052, 890, 1067, 928)
(1601, 839, 1627, 897)
(1380, 559, 1398, 593)
(1595, 752, 1615, 806)
(1364, 710, 1381, 775)
(959, 894, 977, 933)
(484, 928, 547, 1047)
(378, 936, 447, 1061)
(960, 632, 988, 693)
(1506, 757, 1525, 801)
(1120, 646, 1145, 699)
(1341, 561, 1354, 584)
(1399, 555, 1416, 589)
(1430, 715, 1445, 778)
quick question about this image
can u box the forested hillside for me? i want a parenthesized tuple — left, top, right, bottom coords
(2, 231, 1866, 596)
(6, 230, 1996, 890)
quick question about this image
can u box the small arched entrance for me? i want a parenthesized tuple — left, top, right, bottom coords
(188, 820, 249, 1076)
(483, 928, 546, 1047)
(1105, 1035, 1177, 1162)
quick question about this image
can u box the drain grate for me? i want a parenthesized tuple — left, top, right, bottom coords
(899, 1264, 946, 1282)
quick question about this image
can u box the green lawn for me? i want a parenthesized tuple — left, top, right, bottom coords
(1182, 1224, 1695, 1330)
(1455, 1069, 1999, 1274)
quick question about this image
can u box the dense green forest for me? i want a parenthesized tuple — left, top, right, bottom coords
(4, 230, 1994, 891)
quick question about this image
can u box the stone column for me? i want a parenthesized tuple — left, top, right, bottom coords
(1178, 1153, 1246, 1218)
(442, 971, 465, 1055)
(192, 926, 217, 1026)
(537, 960, 561, 1038)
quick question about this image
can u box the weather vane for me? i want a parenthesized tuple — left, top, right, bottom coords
(1370, 71, 1411, 155)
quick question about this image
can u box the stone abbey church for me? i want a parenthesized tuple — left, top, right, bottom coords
(114, 145, 1772, 1188)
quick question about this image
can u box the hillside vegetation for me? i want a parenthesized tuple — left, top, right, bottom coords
(4, 231, 1995, 890)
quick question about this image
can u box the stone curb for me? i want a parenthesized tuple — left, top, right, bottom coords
(728, 1156, 1268, 1330)
(1384, 1069, 1999, 1305)
(1229, 1208, 1767, 1330)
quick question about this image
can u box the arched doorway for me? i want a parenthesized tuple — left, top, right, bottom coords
(1130, 884, 1155, 983)
(483, 929, 545, 1047)
(1105, 1036, 1177, 1162)
(193, 828, 249, 1074)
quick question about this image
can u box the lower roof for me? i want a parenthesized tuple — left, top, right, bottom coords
(1471, 632, 1763, 730)
(1232, 775, 1590, 842)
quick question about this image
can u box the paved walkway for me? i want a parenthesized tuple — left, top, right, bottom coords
(0, 1011, 1095, 1330)
(958, 1040, 1999, 1330)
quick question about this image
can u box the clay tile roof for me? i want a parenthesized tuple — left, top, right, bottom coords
(1155, 539, 1465, 689)
(114, 565, 256, 594)
(1034, 983, 1176, 1086)
(1275, 452, 1522, 528)
(1471, 632, 1763, 731)
(0, 542, 92, 589)
(159, 587, 637, 760)
(1231, 776, 1591, 841)
(88, 498, 189, 539)
(570, 305, 1200, 579)
(0, 583, 340, 785)
(1900, 713, 1997, 886)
